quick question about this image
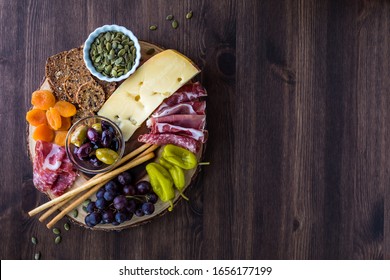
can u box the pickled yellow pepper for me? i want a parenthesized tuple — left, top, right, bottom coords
(145, 162, 175, 211)
(162, 144, 197, 170)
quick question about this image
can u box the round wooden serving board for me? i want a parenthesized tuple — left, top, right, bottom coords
(28, 41, 204, 231)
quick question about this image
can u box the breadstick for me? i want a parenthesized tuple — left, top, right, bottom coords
(28, 152, 155, 217)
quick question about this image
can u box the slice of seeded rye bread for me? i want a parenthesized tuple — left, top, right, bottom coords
(93, 78, 117, 100)
(45, 51, 70, 101)
(76, 80, 106, 112)
(64, 47, 93, 102)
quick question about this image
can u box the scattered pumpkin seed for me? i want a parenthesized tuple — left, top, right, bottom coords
(31, 237, 38, 245)
(53, 228, 61, 235)
(55, 236, 62, 244)
(34, 252, 41, 260)
(149, 25, 158, 31)
(146, 48, 155, 55)
(71, 209, 78, 218)
(82, 199, 91, 207)
(166, 14, 174, 20)
(64, 223, 70, 231)
(172, 20, 179, 29)
(186, 11, 193, 19)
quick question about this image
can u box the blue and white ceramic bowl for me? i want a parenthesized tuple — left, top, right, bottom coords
(83, 24, 141, 82)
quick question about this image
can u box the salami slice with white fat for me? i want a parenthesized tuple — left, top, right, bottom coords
(33, 141, 77, 196)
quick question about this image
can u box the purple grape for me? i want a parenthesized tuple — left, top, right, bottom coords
(103, 190, 115, 202)
(102, 209, 115, 224)
(113, 195, 127, 210)
(95, 198, 107, 210)
(122, 184, 136, 196)
(142, 202, 155, 215)
(86, 201, 96, 213)
(85, 212, 102, 227)
(96, 187, 105, 199)
(136, 181, 151, 195)
(124, 209, 133, 221)
(117, 172, 133, 185)
(104, 181, 119, 193)
(126, 199, 137, 213)
(112, 221, 120, 226)
(115, 211, 127, 223)
(76, 142, 93, 159)
(87, 128, 100, 142)
(134, 208, 144, 217)
(146, 193, 158, 204)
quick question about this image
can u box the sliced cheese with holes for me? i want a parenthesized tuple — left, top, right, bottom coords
(98, 49, 200, 141)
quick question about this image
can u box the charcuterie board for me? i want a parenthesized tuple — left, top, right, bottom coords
(27, 40, 206, 231)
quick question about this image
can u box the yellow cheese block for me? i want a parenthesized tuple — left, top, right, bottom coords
(98, 49, 200, 141)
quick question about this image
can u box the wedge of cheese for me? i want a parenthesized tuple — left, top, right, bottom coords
(98, 49, 200, 141)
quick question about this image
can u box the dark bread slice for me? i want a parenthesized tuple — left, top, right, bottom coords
(76, 80, 105, 112)
(45, 51, 69, 101)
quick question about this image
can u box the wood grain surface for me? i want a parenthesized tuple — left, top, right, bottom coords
(0, 0, 389, 260)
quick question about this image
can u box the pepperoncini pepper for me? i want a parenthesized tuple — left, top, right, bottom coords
(162, 144, 198, 170)
(145, 162, 175, 211)
(159, 157, 188, 200)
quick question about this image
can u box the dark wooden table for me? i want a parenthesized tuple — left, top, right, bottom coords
(1, 0, 389, 260)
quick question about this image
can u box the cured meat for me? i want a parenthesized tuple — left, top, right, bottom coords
(138, 134, 200, 154)
(147, 114, 206, 130)
(157, 82, 207, 110)
(141, 82, 208, 153)
(149, 122, 208, 142)
(152, 101, 206, 118)
(33, 140, 77, 196)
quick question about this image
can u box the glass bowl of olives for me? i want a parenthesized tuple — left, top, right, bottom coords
(65, 116, 125, 174)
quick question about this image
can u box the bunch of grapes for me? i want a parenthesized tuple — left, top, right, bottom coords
(84, 171, 158, 227)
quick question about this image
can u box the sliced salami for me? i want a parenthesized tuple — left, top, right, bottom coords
(33, 141, 77, 196)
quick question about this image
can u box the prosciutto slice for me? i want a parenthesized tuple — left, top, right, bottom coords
(152, 101, 206, 118)
(138, 134, 201, 154)
(149, 122, 208, 142)
(147, 114, 206, 130)
(33, 141, 77, 196)
(157, 82, 207, 110)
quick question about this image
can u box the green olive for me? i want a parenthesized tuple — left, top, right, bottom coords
(96, 148, 119, 165)
(91, 123, 102, 133)
(70, 125, 87, 147)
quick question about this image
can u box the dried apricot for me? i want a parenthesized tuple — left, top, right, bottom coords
(58, 117, 71, 131)
(46, 107, 62, 130)
(53, 101, 76, 117)
(31, 90, 56, 110)
(54, 131, 68, 146)
(26, 109, 47, 127)
(33, 124, 54, 142)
